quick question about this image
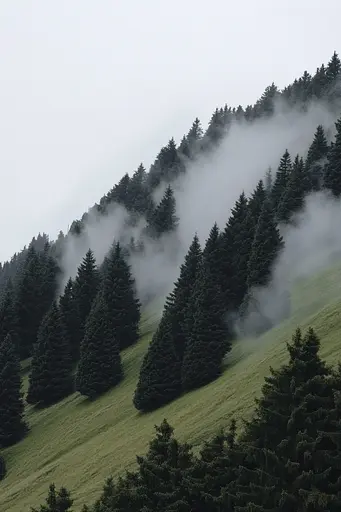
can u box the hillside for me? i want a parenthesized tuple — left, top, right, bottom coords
(2, 261, 341, 512)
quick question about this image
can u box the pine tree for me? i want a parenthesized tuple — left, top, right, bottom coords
(59, 278, 80, 363)
(203, 222, 222, 285)
(277, 155, 310, 223)
(271, 149, 292, 213)
(146, 185, 178, 238)
(76, 292, 123, 398)
(31, 483, 73, 512)
(27, 302, 73, 407)
(133, 311, 182, 412)
(324, 117, 341, 196)
(15, 246, 46, 358)
(165, 234, 202, 361)
(0, 279, 19, 350)
(220, 192, 253, 311)
(246, 200, 283, 290)
(305, 124, 329, 191)
(101, 242, 140, 351)
(73, 249, 99, 355)
(0, 334, 27, 447)
(181, 262, 231, 391)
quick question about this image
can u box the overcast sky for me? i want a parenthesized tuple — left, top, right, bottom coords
(0, 0, 340, 262)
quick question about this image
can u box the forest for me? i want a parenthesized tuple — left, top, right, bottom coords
(1, 51, 341, 510)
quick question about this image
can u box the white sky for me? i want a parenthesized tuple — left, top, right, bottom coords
(0, 0, 340, 262)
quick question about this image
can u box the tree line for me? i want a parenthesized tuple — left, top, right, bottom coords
(31, 326, 341, 511)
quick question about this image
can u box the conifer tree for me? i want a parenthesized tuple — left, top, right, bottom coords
(133, 311, 182, 412)
(101, 242, 140, 351)
(15, 246, 46, 358)
(0, 333, 27, 447)
(31, 483, 73, 512)
(305, 124, 329, 191)
(76, 292, 123, 398)
(246, 200, 283, 290)
(203, 222, 222, 285)
(277, 154, 309, 223)
(0, 279, 19, 349)
(271, 149, 292, 213)
(219, 192, 253, 311)
(181, 262, 231, 391)
(73, 249, 99, 354)
(146, 185, 178, 238)
(27, 302, 73, 406)
(59, 278, 80, 363)
(165, 234, 202, 360)
(324, 117, 341, 196)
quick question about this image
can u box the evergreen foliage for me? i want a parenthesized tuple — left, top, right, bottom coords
(246, 199, 283, 290)
(27, 302, 73, 407)
(324, 117, 341, 196)
(73, 249, 100, 357)
(146, 185, 178, 238)
(277, 154, 310, 223)
(181, 262, 231, 391)
(76, 292, 123, 398)
(0, 453, 6, 481)
(59, 278, 80, 363)
(271, 149, 292, 213)
(305, 124, 329, 191)
(0, 333, 27, 447)
(101, 242, 140, 350)
(133, 312, 181, 412)
(30, 483, 73, 512)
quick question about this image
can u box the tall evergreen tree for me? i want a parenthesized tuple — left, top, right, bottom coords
(219, 192, 254, 311)
(246, 200, 283, 290)
(305, 124, 329, 191)
(146, 185, 178, 238)
(73, 249, 99, 355)
(76, 292, 123, 398)
(0, 333, 27, 447)
(181, 262, 231, 391)
(133, 311, 181, 412)
(165, 234, 202, 361)
(27, 302, 73, 406)
(15, 246, 46, 359)
(277, 154, 310, 223)
(101, 242, 140, 351)
(203, 223, 222, 286)
(271, 149, 292, 213)
(59, 278, 80, 363)
(0, 279, 19, 350)
(324, 117, 341, 196)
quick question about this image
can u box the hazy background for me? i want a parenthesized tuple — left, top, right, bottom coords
(0, 0, 340, 261)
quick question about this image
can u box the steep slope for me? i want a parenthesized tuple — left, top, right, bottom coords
(2, 262, 341, 511)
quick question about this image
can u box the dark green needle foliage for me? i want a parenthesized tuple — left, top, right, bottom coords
(181, 262, 231, 391)
(101, 242, 140, 350)
(31, 483, 74, 512)
(27, 302, 73, 407)
(133, 311, 182, 412)
(73, 249, 100, 357)
(0, 333, 27, 447)
(59, 278, 80, 363)
(324, 117, 341, 197)
(76, 292, 123, 399)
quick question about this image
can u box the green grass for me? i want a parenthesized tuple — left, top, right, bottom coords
(2, 263, 341, 511)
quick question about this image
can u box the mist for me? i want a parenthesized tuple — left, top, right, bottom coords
(59, 98, 341, 329)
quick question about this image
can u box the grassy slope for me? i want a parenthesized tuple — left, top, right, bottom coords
(2, 265, 341, 511)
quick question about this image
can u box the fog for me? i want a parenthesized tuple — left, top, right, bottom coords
(60, 97, 341, 329)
